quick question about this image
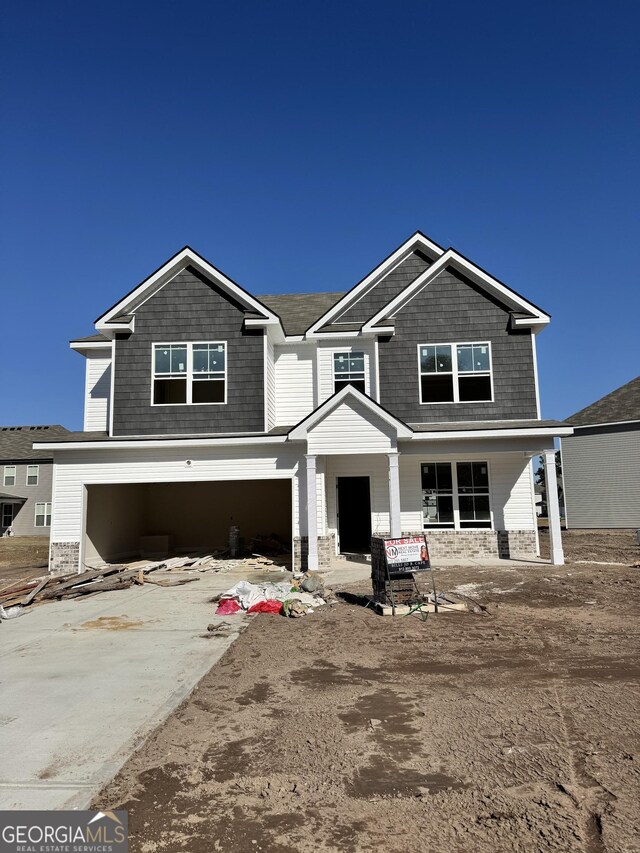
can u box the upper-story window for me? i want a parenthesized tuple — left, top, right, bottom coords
(333, 352, 366, 394)
(153, 342, 226, 405)
(419, 342, 492, 403)
(27, 465, 39, 486)
(3, 465, 16, 487)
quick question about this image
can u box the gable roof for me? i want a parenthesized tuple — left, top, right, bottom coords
(361, 248, 549, 333)
(567, 376, 640, 427)
(305, 231, 445, 336)
(288, 385, 413, 440)
(95, 246, 280, 334)
(0, 425, 70, 461)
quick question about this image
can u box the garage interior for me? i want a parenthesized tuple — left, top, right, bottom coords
(83, 479, 292, 566)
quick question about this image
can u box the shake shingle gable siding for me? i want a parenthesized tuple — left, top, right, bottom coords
(111, 267, 264, 436)
(378, 267, 538, 423)
(335, 250, 432, 326)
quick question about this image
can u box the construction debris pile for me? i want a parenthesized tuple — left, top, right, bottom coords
(215, 573, 327, 618)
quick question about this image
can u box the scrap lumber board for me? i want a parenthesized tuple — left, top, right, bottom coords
(21, 577, 50, 606)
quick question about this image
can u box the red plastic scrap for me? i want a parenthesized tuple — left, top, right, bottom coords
(247, 599, 283, 614)
(215, 598, 242, 616)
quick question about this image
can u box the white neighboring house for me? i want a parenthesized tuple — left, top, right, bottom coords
(35, 233, 571, 574)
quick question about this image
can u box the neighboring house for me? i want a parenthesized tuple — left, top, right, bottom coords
(0, 425, 69, 536)
(34, 232, 571, 574)
(562, 376, 640, 528)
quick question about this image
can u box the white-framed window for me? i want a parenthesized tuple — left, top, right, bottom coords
(333, 351, 366, 394)
(27, 465, 39, 486)
(34, 502, 52, 527)
(3, 466, 16, 487)
(152, 342, 226, 405)
(418, 342, 492, 403)
(1, 504, 13, 527)
(421, 461, 492, 529)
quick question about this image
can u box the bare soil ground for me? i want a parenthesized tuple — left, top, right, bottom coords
(97, 531, 640, 853)
(0, 536, 49, 586)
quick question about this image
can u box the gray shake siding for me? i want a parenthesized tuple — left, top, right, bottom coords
(562, 426, 640, 528)
(111, 267, 264, 436)
(335, 251, 432, 325)
(378, 267, 538, 423)
(1, 461, 53, 536)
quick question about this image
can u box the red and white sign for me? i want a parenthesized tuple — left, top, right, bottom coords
(384, 536, 430, 573)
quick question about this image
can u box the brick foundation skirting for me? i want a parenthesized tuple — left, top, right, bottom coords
(293, 535, 335, 572)
(49, 541, 80, 575)
(374, 529, 538, 560)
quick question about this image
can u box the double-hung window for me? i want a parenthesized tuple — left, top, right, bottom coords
(27, 465, 39, 486)
(34, 502, 52, 527)
(333, 352, 366, 394)
(419, 342, 492, 403)
(153, 342, 226, 405)
(421, 461, 491, 529)
(3, 466, 16, 487)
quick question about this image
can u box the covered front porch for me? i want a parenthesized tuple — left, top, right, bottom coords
(290, 387, 568, 570)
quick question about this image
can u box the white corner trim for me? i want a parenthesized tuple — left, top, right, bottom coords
(305, 232, 444, 336)
(531, 332, 541, 419)
(95, 247, 280, 330)
(288, 385, 413, 440)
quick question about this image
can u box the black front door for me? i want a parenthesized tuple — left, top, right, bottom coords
(337, 477, 372, 553)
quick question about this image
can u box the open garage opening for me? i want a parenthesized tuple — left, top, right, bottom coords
(83, 479, 292, 568)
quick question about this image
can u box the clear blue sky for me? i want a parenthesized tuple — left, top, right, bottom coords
(1, 0, 638, 430)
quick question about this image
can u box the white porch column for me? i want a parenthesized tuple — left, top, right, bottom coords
(544, 449, 564, 565)
(305, 454, 319, 571)
(388, 452, 401, 538)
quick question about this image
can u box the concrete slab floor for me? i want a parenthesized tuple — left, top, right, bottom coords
(0, 570, 257, 810)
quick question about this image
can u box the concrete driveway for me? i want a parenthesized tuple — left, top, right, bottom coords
(0, 571, 253, 810)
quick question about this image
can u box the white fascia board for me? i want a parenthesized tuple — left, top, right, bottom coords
(408, 426, 574, 441)
(363, 250, 550, 332)
(95, 247, 280, 330)
(570, 419, 640, 430)
(288, 385, 413, 439)
(305, 233, 444, 336)
(34, 435, 289, 451)
(69, 341, 112, 352)
(307, 330, 361, 339)
(245, 317, 281, 327)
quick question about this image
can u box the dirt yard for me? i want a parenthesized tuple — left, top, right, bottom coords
(0, 535, 49, 585)
(97, 531, 640, 853)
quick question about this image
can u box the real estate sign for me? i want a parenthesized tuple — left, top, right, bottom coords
(383, 535, 430, 574)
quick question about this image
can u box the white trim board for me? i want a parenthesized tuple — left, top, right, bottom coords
(362, 249, 550, 333)
(305, 232, 444, 336)
(95, 246, 280, 331)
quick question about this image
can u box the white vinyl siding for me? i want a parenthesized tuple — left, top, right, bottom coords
(306, 400, 396, 455)
(274, 343, 316, 427)
(562, 428, 640, 528)
(317, 339, 377, 403)
(84, 352, 112, 432)
(398, 452, 535, 533)
(49, 444, 303, 544)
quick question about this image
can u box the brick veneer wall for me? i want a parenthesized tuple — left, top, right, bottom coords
(49, 542, 80, 575)
(293, 535, 335, 571)
(373, 530, 538, 560)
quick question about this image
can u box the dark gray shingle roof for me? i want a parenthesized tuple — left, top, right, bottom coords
(0, 425, 70, 460)
(71, 333, 110, 343)
(259, 293, 345, 335)
(410, 419, 567, 432)
(567, 376, 640, 427)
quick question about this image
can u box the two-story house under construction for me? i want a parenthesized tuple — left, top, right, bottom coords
(36, 232, 571, 574)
